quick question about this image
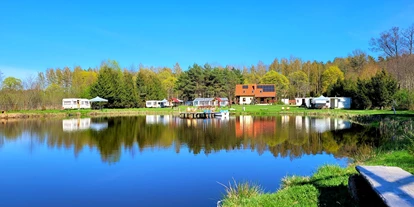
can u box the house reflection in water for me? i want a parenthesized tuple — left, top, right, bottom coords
(236, 116, 276, 138)
(235, 115, 351, 139)
(62, 118, 108, 132)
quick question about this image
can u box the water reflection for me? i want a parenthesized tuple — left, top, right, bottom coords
(0, 115, 378, 164)
(0, 115, 383, 207)
(62, 118, 109, 132)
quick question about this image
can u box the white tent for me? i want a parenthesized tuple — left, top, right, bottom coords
(160, 99, 170, 107)
(89, 96, 108, 102)
(89, 96, 108, 109)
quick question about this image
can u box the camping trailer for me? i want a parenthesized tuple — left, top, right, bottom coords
(329, 97, 352, 109)
(295, 98, 311, 108)
(146, 100, 162, 108)
(62, 98, 91, 109)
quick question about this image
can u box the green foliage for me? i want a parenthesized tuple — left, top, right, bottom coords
(393, 89, 414, 110)
(135, 69, 166, 105)
(288, 70, 309, 97)
(122, 70, 138, 108)
(366, 70, 398, 109)
(90, 63, 125, 108)
(219, 179, 263, 205)
(174, 64, 242, 101)
(327, 70, 398, 109)
(2, 77, 23, 90)
(321, 66, 344, 92)
(406, 132, 414, 156)
(366, 150, 414, 174)
(261, 70, 290, 99)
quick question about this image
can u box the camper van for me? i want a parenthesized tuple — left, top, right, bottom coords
(62, 98, 91, 109)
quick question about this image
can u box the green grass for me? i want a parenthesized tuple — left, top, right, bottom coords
(220, 149, 414, 207)
(220, 165, 357, 207)
(365, 150, 414, 174)
(218, 179, 263, 205)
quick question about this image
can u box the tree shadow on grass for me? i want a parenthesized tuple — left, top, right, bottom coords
(290, 173, 386, 207)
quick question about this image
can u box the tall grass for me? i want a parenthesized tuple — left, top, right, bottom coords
(218, 179, 263, 207)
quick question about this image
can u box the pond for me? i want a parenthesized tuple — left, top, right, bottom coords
(0, 115, 378, 207)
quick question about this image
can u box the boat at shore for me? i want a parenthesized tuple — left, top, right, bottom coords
(214, 110, 229, 118)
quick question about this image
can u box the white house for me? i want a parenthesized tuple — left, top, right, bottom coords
(62, 98, 91, 109)
(239, 97, 254, 105)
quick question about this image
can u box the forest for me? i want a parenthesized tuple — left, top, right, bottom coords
(0, 24, 413, 110)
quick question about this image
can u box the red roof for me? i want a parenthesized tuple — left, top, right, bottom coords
(170, 98, 182, 103)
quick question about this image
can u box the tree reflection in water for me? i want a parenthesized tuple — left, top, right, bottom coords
(0, 115, 381, 163)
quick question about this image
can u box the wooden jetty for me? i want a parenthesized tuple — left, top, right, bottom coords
(179, 112, 216, 119)
(353, 165, 414, 207)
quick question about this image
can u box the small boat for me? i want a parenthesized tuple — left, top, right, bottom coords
(215, 110, 229, 118)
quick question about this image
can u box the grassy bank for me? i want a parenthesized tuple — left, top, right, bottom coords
(2, 105, 413, 119)
(220, 165, 357, 207)
(220, 150, 414, 207)
(220, 116, 414, 207)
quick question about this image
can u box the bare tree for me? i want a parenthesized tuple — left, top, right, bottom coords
(402, 24, 414, 55)
(0, 70, 3, 85)
(370, 27, 403, 58)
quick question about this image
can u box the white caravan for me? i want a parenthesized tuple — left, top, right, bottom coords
(146, 100, 161, 108)
(62, 98, 91, 109)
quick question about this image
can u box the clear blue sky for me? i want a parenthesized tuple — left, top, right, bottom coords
(1, 0, 414, 80)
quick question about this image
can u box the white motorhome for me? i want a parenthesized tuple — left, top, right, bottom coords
(62, 98, 91, 109)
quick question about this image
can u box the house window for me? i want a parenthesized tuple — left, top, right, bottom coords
(326, 101, 329, 103)
(252, 90, 254, 93)
(242, 85, 248, 89)
(242, 98, 246, 102)
(338, 99, 341, 102)
(243, 90, 245, 93)
(260, 90, 262, 93)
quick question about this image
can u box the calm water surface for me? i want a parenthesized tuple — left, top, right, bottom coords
(0, 115, 377, 207)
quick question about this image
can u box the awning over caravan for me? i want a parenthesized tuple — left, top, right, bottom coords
(89, 96, 108, 102)
(170, 98, 183, 103)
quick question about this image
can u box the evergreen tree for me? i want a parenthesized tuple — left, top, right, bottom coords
(367, 70, 398, 109)
(122, 70, 138, 108)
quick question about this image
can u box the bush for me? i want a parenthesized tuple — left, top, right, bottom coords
(393, 89, 414, 110)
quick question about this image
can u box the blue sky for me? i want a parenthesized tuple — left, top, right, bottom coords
(1, 0, 414, 80)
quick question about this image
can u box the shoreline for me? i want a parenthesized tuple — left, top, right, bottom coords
(1, 106, 412, 121)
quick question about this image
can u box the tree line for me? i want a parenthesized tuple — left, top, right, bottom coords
(0, 24, 413, 110)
